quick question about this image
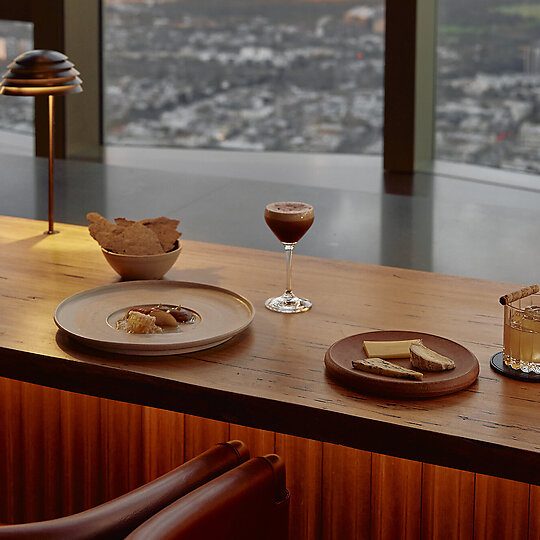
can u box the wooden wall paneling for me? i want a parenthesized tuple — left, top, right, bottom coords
(127, 401, 146, 491)
(0, 377, 23, 524)
(370, 454, 422, 540)
(229, 424, 276, 457)
(19, 381, 49, 523)
(101, 398, 123, 501)
(275, 433, 323, 540)
(141, 406, 185, 482)
(183, 415, 230, 460)
(321, 443, 372, 540)
(82, 394, 107, 511)
(530, 485, 540, 540)
(421, 464, 474, 540)
(40, 385, 63, 520)
(101, 399, 144, 501)
(474, 474, 530, 539)
(60, 389, 95, 517)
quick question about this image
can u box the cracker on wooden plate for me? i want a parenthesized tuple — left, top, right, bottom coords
(352, 358, 423, 380)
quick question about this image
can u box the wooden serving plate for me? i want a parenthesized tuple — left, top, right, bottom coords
(324, 330, 479, 398)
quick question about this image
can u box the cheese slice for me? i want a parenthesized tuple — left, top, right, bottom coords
(363, 339, 422, 359)
(352, 358, 423, 380)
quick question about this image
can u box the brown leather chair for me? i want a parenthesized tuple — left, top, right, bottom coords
(0, 440, 249, 540)
(126, 454, 289, 540)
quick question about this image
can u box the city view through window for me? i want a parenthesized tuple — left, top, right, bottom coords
(103, 0, 385, 155)
(436, 0, 540, 173)
(1, 1, 540, 175)
(0, 20, 33, 141)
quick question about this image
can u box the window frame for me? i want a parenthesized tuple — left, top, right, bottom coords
(0, 0, 102, 161)
(383, 0, 437, 173)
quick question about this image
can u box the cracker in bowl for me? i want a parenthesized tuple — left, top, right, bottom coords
(87, 213, 181, 255)
(137, 217, 181, 253)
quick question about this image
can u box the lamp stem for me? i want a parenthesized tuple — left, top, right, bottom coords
(47, 94, 57, 235)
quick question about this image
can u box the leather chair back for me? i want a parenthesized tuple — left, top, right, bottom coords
(0, 440, 249, 540)
(127, 454, 289, 540)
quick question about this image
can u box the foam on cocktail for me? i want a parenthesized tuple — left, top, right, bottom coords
(265, 202, 314, 220)
(264, 202, 314, 244)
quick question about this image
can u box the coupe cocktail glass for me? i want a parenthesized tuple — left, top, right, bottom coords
(264, 202, 314, 314)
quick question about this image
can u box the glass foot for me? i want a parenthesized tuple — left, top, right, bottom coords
(265, 293, 312, 314)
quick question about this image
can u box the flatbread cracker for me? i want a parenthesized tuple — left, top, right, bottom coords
(87, 213, 181, 255)
(138, 216, 181, 252)
(410, 342, 455, 371)
(114, 217, 136, 228)
(87, 212, 117, 244)
(352, 358, 423, 380)
(109, 222, 163, 255)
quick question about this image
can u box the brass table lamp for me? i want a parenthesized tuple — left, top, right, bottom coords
(0, 50, 83, 234)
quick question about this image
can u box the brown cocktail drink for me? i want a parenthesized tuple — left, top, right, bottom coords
(264, 202, 314, 314)
(264, 202, 314, 244)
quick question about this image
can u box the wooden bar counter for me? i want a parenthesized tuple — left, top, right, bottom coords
(0, 216, 539, 537)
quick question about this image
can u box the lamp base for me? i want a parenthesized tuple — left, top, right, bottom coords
(44, 230, 59, 235)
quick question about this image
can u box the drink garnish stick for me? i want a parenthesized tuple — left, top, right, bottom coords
(499, 285, 539, 305)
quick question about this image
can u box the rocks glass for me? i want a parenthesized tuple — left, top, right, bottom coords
(503, 293, 540, 374)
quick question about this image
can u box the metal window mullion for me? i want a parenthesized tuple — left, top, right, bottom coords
(383, 0, 437, 173)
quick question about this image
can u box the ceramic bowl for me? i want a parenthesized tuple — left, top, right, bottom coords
(101, 242, 181, 280)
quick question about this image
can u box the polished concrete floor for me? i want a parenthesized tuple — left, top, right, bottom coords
(1, 149, 540, 285)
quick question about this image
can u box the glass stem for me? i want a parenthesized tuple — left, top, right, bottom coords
(283, 242, 295, 296)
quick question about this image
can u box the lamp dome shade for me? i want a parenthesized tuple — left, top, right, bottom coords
(0, 50, 83, 96)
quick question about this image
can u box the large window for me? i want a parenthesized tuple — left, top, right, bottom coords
(103, 0, 385, 155)
(0, 20, 33, 154)
(436, 0, 540, 174)
(3, 1, 540, 177)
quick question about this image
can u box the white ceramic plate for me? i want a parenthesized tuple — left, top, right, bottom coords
(54, 280, 255, 355)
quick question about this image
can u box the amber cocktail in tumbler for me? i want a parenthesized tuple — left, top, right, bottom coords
(503, 293, 540, 374)
(264, 202, 314, 314)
